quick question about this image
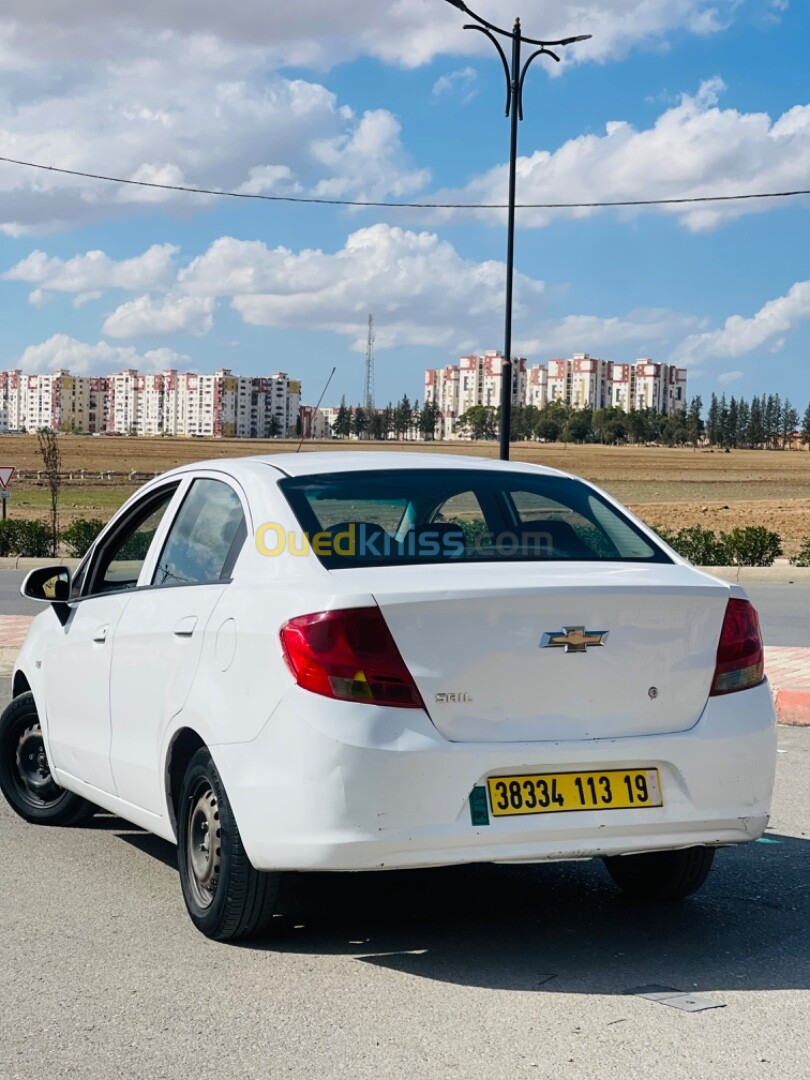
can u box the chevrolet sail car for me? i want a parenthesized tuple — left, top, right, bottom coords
(0, 453, 776, 940)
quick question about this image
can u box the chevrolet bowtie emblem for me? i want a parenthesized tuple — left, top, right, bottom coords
(540, 627, 609, 653)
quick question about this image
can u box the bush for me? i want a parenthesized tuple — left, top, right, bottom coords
(722, 526, 782, 568)
(60, 517, 105, 558)
(0, 519, 53, 558)
(791, 538, 810, 567)
(653, 523, 783, 567)
(652, 525, 729, 565)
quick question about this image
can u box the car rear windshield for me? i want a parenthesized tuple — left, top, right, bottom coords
(278, 468, 671, 569)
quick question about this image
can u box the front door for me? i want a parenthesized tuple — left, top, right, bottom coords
(44, 485, 179, 794)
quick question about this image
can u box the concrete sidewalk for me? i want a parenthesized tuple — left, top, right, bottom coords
(1, 613, 808, 724)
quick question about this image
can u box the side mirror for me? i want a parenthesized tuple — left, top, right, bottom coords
(21, 566, 72, 624)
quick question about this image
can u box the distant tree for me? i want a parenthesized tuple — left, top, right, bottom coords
(565, 411, 592, 443)
(394, 395, 412, 440)
(419, 399, 440, 441)
(333, 397, 352, 439)
(456, 405, 497, 440)
(686, 395, 703, 448)
(706, 394, 720, 446)
(782, 399, 799, 449)
(352, 405, 365, 439)
(37, 429, 61, 557)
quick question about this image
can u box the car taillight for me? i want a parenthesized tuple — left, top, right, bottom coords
(280, 607, 424, 709)
(710, 599, 765, 696)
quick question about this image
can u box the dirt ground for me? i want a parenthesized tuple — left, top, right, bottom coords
(3, 435, 810, 555)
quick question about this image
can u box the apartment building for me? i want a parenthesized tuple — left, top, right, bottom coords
(547, 354, 613, 411)
(526, 364, 548, 409)
(0, 370, 108, 433)
(424, 352, 528, 439)
(611, 360, 688, 415)
(0, 367, 301, 437)
(422, 350, 688, 438)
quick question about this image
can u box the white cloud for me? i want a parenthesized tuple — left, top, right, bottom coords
(516, 309, 704, 359)
(3, 243, 178, 297)
(102, 295, 216, 339)
(177, 225, 545, 351)
(432, 67, 478, 104)
(431, 79, 810, 231)
(0, 65, 426, 233)
(672, 281, 810, 364)
(17, 334, 190, 375)
(0, 2, 739, 72)
(717, 370, 744, 384)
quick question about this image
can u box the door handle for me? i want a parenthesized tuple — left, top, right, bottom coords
(93, 626, 109, 644)
(173, 616, 198, 639)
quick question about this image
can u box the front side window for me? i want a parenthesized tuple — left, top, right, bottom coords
(279, 469, 668, 569)
(88, 487, 178, 595)
(153, 478, 246, 587)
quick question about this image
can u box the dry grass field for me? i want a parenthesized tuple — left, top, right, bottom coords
(3, 434, 810, 554)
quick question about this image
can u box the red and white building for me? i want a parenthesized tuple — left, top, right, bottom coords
(424, 352, 528, 439)
(0, 368, 301, 437)
(548, 354, 613, 411)
(526, 364, 548, 408)
(611, 360, 688, 416)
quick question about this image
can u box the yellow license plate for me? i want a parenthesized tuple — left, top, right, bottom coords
(487, 768, 663, 817)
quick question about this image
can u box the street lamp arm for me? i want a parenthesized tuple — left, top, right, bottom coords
(517, 47, 559, 121)
(464, 25, 512, 116)
(442, 0, 592, 48)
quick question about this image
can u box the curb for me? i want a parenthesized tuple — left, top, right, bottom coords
(0, 646, 21, 677)
(0, 557, 81, 571)
(696, 566, 810, 584)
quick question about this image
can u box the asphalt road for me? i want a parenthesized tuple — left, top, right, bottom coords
(1, 572, 807, 645)
(1, 673, 808, 1080)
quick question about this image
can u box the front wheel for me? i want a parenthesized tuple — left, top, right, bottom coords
(177, 748, 281, 941)
(0, 692, 95, 826)
(603, 846, 715, 901)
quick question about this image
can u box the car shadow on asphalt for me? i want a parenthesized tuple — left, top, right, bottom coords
(235, 833, 810, 995)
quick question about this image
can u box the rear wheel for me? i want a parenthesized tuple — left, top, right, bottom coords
(177, 748, 281, 941)
(603, 846, 715, 901)
(0, 692, 95, 825)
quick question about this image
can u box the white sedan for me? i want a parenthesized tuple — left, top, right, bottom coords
(0, 452, 776, 939)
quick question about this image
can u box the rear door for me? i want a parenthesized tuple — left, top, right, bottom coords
(109, 476, 247, 815)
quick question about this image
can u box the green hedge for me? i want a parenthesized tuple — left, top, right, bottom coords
(0, 520, 53, 558)
(653, 524, 783, 567)
(60, 518, 105, 558)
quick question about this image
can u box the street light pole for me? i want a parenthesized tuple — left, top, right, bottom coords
(441, 1, 590, 460)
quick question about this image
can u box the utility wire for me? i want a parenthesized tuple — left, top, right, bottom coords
(0, 154, 808, 210)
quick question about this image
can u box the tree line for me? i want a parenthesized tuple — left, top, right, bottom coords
(330, 396, 440, 441)
(327, 391, 810, 449)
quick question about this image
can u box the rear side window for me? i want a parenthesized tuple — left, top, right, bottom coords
(278, 469, 668, 568)
(153, 479, 246, 587)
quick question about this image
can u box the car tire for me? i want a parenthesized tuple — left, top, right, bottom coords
(177, 748, 281, 941)
(603, 846, 715, 901)
(0, 692, 96, 826)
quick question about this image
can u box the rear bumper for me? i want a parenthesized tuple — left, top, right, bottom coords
(212, 680, 777, 872)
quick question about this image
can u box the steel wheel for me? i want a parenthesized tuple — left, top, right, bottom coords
(14, 722, 62, 809)
(177, 747, 281, 940)
(0, 692, 95, 826)
(185, 779, 222, 910)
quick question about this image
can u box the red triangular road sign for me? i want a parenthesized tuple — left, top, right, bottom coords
(0, 467, 15, 489)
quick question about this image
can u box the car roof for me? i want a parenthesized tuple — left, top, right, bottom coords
(168, 451, 570, 480)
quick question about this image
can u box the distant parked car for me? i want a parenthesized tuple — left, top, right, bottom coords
(0, 453, 777, 940)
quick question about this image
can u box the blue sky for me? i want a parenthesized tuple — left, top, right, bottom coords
(0, 0, 808, 409)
